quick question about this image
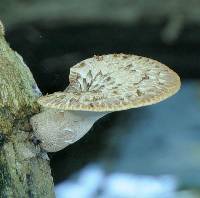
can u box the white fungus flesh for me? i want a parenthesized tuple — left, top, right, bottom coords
(31, 109, 106, 152)
(31, 54, 181, 152)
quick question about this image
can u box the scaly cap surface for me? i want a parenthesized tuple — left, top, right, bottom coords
(38, 54, 181, 111)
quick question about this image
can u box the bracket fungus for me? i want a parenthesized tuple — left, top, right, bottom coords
(30, 54, 181, 152)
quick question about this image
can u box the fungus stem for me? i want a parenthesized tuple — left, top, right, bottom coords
(31, 109, 107, 152)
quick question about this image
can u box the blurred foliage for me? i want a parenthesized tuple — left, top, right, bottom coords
(1, 0, 200, 43)
(1, 0, 200, 26)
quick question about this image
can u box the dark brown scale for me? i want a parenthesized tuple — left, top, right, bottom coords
(125, 64, 132, 70)
(142, 74, 149, 80)
(113, 90, 118, 94)
(89, 103, 94, 107)
(94, 55, 103, 61)
(106, 76, 111, 81)
(131, 69, 137, 72)
(79, 62, 85, 67)
(122, 54, 129, 59)
(69, 98, 78, 103)
(136, 89, 143, 96)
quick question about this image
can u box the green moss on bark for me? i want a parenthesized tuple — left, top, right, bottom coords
(0, 23, 55, 197)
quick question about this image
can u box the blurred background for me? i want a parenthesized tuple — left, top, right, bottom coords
(1, 0, 200, 197)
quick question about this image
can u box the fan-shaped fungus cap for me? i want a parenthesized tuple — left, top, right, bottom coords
(38, 54, 180, 111)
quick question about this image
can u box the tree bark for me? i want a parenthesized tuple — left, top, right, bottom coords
(0, 23, 55, 197)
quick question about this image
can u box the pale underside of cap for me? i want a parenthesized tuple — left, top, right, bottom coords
(38, 54, 181, 112)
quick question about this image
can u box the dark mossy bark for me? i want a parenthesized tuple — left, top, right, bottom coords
(0, 23, 55, 197)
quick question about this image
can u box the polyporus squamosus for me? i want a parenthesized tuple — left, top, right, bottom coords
(31, 54, 181, 152)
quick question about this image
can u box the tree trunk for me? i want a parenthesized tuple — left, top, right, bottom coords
(0, 23, 55, 197)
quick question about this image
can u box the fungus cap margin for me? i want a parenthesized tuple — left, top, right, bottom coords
(38, 54, 181, 112)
